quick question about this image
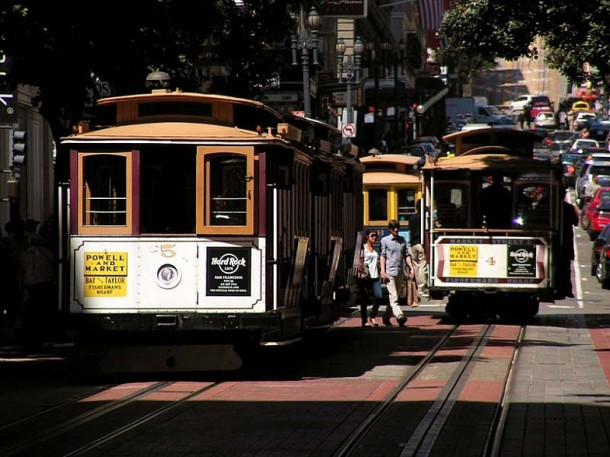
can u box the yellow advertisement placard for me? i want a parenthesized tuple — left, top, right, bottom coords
(84, 252, 128, 276)
(449, 245, 478, 261)
(449, 245, 478, 277)
(84, 252, 128, 297)
(449, 261, 478, 277)
(84, 276, 127, 297)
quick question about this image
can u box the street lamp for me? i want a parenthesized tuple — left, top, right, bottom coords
(145, 70, 171, 89)
(291, 7, 319, 118)
(336, 36, 364, 125)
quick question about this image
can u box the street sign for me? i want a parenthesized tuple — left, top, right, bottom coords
(0, 54, 15, 122)
(342, 123, 356, 138)
(262, 93, 298, 102)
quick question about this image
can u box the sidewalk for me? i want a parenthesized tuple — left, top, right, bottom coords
(498, 313, 610, 456)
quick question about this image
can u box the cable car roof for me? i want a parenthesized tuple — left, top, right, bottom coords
(98, 90, 283, 117)
(363, 171, 421, 185)
(360, 153, 421, 166)
(61, 121, 282, 143)
(423, 152, 560, 172)
(442, 128, 541, 157)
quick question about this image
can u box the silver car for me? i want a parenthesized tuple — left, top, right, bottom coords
(575, 153, 610, 207)
(534, 112, 557, 129)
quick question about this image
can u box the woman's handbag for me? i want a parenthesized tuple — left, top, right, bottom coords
(357, 249, 370, 279)
(407, 277, 420, 307)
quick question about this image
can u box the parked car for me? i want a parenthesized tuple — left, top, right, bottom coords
(597, 231, 610, 289)
(551, 140, 573, 156)
(534, 111, 557, 129)
(509, 94, 551, 114)
(575, 153, 610, 207)
(587, 120, 610, 144)
(574, 112, 597, 130)
(571, 100, 591, 113)
(542, 129, 577, 149)
(591, 224, 610, 276)
(580, 186, 610, 240)
(530, 102, 553, 118)
(569, 138, 601, 153)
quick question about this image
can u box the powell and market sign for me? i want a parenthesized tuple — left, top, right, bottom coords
(0, 53, 15, 122)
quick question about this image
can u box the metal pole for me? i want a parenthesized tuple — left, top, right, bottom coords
(374, 62, 379, 147)
(302, 51, 311, 118)
(346, 78, 352, 124)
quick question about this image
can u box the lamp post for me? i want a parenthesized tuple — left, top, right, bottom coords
(336, 37, 364, 126)
(291, 7, 319, 118)
(366, 42, 380, 149)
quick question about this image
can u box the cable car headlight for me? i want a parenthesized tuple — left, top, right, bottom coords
(156, 264, 182, 289)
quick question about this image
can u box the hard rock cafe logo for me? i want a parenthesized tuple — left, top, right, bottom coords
(510, 249, 534, 263)
(210, 253, 247, 275)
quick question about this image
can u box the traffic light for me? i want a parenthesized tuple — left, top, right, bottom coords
(11, 129, 26, 178)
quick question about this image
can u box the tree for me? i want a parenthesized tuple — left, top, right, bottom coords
(439, 0, 610, 91)
(0, 0, 300, 142)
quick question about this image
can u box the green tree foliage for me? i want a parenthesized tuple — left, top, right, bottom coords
(439, 0, 610, 89)
(0, 0, 299, 140)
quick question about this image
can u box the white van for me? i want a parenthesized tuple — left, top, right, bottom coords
(509, 94, 551, 114)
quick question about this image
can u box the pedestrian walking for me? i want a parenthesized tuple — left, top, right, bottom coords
(567, 110, 575, 131)
(380, 219, 414, 327)
(558, 110, 567, 130)
(555, 198, 578, 299)
(356, 230, 383, 327)
(518, 111, 525, 130)
(523, 103, 532, 129)
(408, 200, 428, 301)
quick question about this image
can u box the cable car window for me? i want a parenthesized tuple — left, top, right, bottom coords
(140, 148, 196, 233)
(517, 184, 551, 227)
(435, 183, 468, 227)
(196, 146, 255, 235)
(209, 155, 247, 226)
(80, 154, 128, 227)
(397, 189, 416, 222)
(369, 189, 388, 221)
(75, 153, 132, 234)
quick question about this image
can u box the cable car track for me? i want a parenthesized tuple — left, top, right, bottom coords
(0, 381, 220, 457)
(335, 323, 524, 457)
(61, 381, 222, 457)
(0, 319, 524, 457)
